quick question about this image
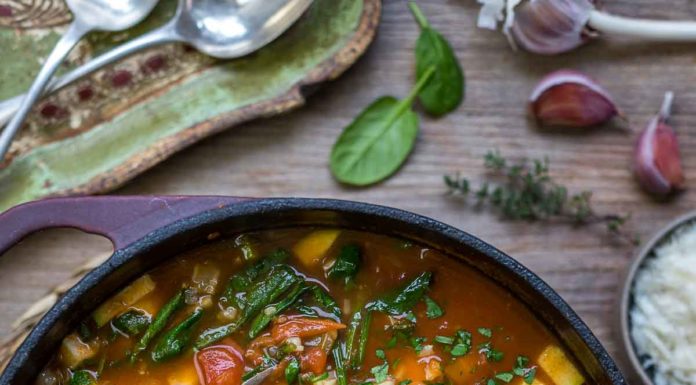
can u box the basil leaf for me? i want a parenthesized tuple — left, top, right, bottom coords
(409, 2, 464, 116)
(330, 67, 435, 186)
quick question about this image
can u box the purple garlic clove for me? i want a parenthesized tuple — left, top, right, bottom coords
(529, 69, 619, 128)
(634, 92, 685, 197)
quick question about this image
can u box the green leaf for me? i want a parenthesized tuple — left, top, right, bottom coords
(409, 2, 464, 116)
(477, 327, 492, 338)
(70, 370, 97, 385)
(328, 244, 362, 283)
(330, 67, 436, 186)
(366, 272, 432, 315)
(112, 310, 150, 336)
(424, 296, 444, 319)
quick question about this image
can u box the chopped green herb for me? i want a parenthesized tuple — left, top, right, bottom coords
(404, 311, 417, 323)
(495, 372, 514, 383)
(399, 380, 412, 385)
(524, 368, 537, 384)
(514, 356, 536, 384)
(376, 349, 386, 360)
(371, 361, 389, 383)
(434, 335, 454, 345)
(424, 296, 444, 319)
(449, 329, 472, 357)
(516, 356, 530, 368)
(478, 327, 492, 338)
(487, 379, 497, 385)
(450, 344, 469, 357)
(410, 337, 426, 354)
(479, 342, 504, 362)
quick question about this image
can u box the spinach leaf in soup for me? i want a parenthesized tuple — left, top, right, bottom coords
(328, 244, 362, 283)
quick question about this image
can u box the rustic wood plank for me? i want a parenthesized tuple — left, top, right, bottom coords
(1, 0, 695, 379)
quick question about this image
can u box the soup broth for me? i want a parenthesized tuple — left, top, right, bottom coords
(38, 229, 587, 385)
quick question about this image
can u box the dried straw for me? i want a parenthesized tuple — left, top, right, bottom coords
(0, 253, 111, 371)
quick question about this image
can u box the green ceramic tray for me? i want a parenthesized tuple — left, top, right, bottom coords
(0, 0, 381, 211)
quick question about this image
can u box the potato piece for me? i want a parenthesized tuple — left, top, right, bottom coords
(292, 230, 341, 267)
(537, 345, 585, 385)
(93, 275, 156, 327)
(58, 333, 99, 369)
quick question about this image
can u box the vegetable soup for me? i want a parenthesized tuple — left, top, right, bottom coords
(38, 229, 587, 385)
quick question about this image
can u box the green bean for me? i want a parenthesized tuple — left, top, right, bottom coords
(249, 283, 309, 338)
(151, 308, 204, 362)
(196, 265, 299, 348)
(131, 290, 184, 361)
(344, 311, 362, 366)
(353, 311, 372, 368)
(332, 343, 348, 385)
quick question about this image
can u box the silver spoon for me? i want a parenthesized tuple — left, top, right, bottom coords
(0, 0, 314, 159)
(0, 0, 159, 160)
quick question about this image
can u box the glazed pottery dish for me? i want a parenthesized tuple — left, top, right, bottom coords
(619, 211, 696, 385)
(0, 197, 626, 385)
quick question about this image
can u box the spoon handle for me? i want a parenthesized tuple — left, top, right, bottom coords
(0, 24, 179, 131)
(0, 21, 91, 160)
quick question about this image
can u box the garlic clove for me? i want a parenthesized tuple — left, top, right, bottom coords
(634, 92, 685, 196)
(529, 70, 619, 128)
(508, 0, 596, 55)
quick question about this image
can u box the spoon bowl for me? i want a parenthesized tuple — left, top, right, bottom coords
(175, 0, 314, 58)
(0, 0, 159, 160)
(0, 0, 315, 134)
(67, 0, 159, 30)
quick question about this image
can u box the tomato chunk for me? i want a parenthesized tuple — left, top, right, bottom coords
(301, 346, 328, 375)
(271, 318, 346, 341)
(196, 345, 244, 385)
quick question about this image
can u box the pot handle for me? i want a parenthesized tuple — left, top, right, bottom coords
(0, 195, 250, 255)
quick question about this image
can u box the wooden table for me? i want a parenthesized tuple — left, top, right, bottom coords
(1, 0, 695, 377)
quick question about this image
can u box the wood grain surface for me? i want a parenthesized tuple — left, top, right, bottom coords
(2, 0, 696, 379)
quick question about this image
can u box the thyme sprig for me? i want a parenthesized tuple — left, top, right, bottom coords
(445, 151, 636, 244)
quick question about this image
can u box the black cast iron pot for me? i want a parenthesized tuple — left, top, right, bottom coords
(0, 196, 626, 385)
